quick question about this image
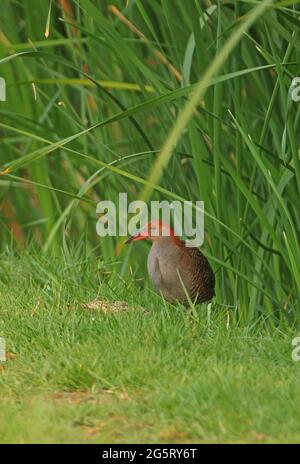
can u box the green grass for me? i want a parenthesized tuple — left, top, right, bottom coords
(1, 251, 300, 444)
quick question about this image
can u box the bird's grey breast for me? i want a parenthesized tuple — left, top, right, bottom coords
(147, 238, 181, 292)
(147, 242, 163, 291)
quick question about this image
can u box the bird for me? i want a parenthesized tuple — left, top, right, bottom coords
(125, 220, 215, 306)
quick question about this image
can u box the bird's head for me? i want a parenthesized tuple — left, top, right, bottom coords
(125, 220, 177, 244)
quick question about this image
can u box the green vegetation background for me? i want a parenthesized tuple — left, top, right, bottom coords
(0, 0, 300, 444)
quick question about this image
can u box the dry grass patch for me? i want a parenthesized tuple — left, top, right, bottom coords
(82, 299, 148, 314)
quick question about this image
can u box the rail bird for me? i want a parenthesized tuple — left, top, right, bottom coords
(125, 220, 215, 305)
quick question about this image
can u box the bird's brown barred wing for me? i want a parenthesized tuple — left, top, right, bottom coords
(184, 247, 215, 304)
